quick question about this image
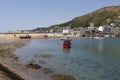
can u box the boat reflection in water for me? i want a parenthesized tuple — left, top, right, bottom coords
(63, 48, 71, 53)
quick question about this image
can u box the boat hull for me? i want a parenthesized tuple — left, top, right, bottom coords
(63, 42, 71, 48)
(19, 35, 31, 39)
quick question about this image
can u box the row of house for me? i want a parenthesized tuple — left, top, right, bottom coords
(6, 16, 120, 38)
(61, 25, 120, 37)
(6, 25, 120, 38)
(50, 16, 120, 37)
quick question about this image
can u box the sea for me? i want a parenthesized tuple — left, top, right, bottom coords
(14, 38, 120, 80)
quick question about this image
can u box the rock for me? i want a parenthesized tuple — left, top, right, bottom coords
(41, 67, 53, 73)
(40, 54, 54, 59)
(51, 74, 76, 80)
(9, 55, 19, 61)
(25, 63, 41, 69)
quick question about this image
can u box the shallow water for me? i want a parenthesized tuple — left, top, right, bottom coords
(14, 38, 120, 80)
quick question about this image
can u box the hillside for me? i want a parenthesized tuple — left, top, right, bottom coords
(49, 5, 120, 28)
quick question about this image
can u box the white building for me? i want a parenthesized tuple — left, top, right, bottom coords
(98, 26, 112, 34)
(62, 29, 70, 35)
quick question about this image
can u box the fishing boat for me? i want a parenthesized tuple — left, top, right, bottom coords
(63, 40, 71, 48)
(61, 37, 72, 48)
(19, 35, 31, 39)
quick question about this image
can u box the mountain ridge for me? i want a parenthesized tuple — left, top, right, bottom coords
(49, 5, 120, 29)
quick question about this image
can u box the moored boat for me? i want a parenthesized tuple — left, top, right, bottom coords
(19, 35, 31, 39)
(63, 40, 71, 48)
(61, 37, 72, 48)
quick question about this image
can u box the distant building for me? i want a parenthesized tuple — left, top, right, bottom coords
(98, 26, 104, 32)
(49, 29, 55, 33)
(112, 27, 120, 35)
(62, 29, 70, 35)
(98, 26, 112, 34)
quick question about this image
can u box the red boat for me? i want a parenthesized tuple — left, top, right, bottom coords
(63, 40, 71, 48)
(61, 37, 72, 48)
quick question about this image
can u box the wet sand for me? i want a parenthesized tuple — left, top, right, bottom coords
(0, 70, 11, 80)
(0, 63, 24, 80)
(0, 38, 35, 80)
(0, 34, 57, 80)
(0, 39, 24, 79)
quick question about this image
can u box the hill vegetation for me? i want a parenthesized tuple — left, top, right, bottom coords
(49, 5, 120, 29)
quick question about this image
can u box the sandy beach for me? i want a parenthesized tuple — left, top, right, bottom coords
(0, 33, 80, 40)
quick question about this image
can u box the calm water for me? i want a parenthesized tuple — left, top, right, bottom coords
(14, 38, 120, 80)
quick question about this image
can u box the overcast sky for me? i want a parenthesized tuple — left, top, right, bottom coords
(0, 0, 120, 32)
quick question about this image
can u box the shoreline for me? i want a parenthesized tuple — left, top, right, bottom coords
(0, 34, 79, 80)
(0, 33, 120, 80)
(0, 39, 35, 80)
(0, 33, 106, 80)
(0, 33, 81, 40)
(0, 33, 80, 80)
(0, 63, 24, 80)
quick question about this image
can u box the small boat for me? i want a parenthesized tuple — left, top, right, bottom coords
(19, 35, 31, 39)
(63, 40, 71, 48)
(61, 37, 72, 48)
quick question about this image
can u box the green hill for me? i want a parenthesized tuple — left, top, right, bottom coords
(49, 5, 120, 29)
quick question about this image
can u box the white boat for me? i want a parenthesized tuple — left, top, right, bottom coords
(61, 37, 72, 41)
(94, 37, 103, 39)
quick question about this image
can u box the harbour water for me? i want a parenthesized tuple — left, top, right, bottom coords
(14, 38, 120, 80)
